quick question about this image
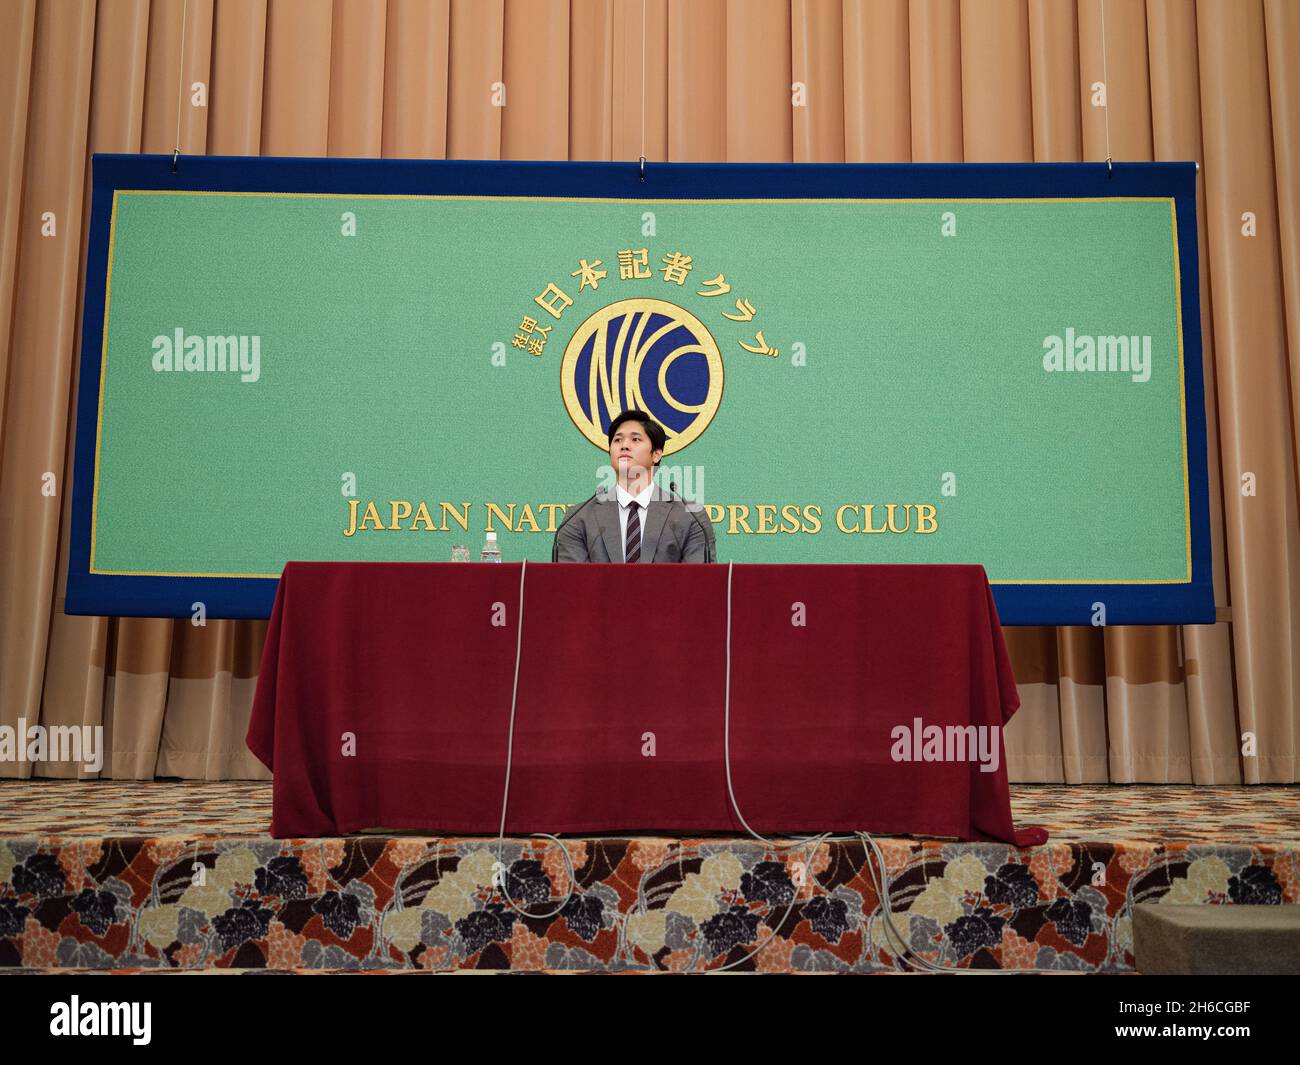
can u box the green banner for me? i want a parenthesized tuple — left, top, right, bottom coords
(69, 156, 1211, 624)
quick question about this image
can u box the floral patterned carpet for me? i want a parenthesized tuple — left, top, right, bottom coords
(1, 781, 1296, 973)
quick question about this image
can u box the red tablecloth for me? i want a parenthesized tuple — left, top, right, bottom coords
(246, 562, 1045, 845)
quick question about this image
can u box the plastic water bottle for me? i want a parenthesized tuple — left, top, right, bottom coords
(481, 531, 502, 562)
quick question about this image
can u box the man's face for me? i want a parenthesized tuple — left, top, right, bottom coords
(609, 420, 662, 484)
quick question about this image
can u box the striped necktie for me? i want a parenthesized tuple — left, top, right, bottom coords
(625, 501, 641, 563)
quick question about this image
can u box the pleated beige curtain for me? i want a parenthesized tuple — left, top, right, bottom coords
(0, 0, 1296, 784)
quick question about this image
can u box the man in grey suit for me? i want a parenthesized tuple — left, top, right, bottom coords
(552, 409, 716, 563)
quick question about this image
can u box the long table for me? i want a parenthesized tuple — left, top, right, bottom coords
(246, 561, 1046, 845)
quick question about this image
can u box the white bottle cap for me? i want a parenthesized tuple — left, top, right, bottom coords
(486, 532, 497, 541)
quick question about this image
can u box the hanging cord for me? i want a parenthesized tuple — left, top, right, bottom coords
(487, 559, 1067, 970)
(711, 562, 1069, 974)
(171, 0, 188, 173)
(702, 560, 892, 972)
(492, 559, 577, 920)
(1100, 0, 1112, 177)
(638, 0, 647, 181)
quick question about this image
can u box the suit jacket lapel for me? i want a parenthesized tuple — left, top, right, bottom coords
(638, 485, 669, 563)
(595, 499, 624, 562)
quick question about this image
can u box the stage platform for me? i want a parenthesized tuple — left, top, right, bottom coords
(1, 782, 1296, 973)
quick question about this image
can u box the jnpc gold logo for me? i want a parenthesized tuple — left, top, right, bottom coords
(508, 246, 782, 455)
(561, 297, 722, 456)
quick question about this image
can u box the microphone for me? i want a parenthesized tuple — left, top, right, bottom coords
(551, 491, 603, 561)
(668, 480, 717, 563)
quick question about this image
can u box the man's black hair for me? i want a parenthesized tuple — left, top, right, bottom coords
(608, 409, 666, 468)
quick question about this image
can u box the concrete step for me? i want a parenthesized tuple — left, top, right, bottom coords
(1133, 904, 1300, 975)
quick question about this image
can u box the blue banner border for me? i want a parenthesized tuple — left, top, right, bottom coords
(68, 153, 1214, 625)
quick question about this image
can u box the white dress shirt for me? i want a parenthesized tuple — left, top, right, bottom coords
(615, 480, 656, 559)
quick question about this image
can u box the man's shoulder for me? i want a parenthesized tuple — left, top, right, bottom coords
(564, 495, 604, 521)
(553, 494, 603, 561)
(656, 487, 701, 514)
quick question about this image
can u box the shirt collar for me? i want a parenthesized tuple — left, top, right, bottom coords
(616, 480, 656, 509)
